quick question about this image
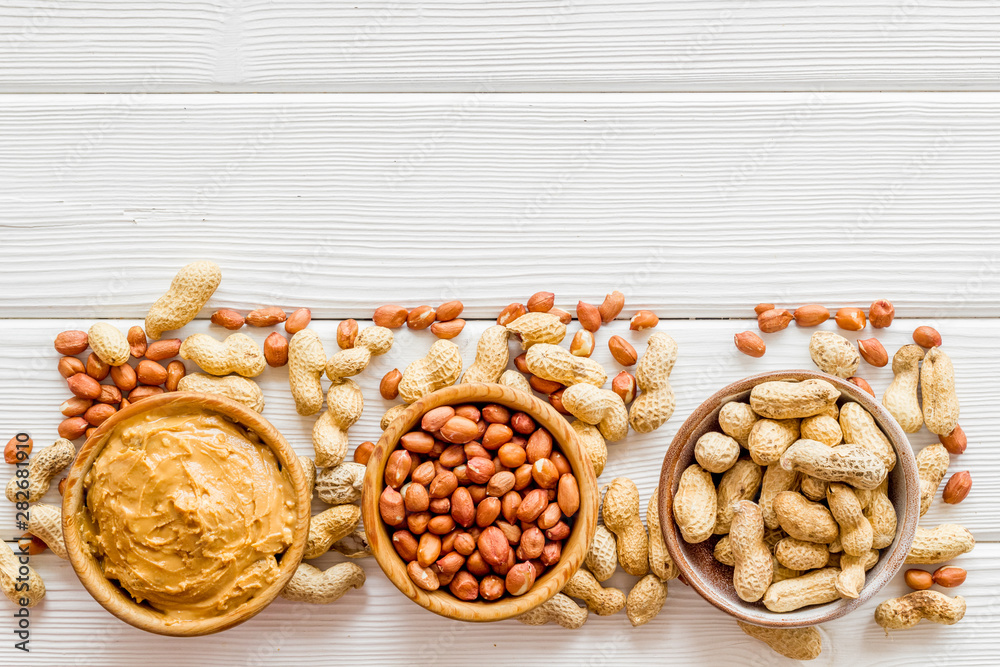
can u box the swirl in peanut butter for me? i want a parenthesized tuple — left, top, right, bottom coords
(82, 407, 296, 621)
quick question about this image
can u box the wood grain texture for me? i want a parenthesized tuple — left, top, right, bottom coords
(1, 1, 999, 92)
(2, 94, 1000, 318)
(0, 317, 994, 662)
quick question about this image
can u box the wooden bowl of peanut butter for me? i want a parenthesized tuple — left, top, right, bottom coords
(62, 393, 311, 636)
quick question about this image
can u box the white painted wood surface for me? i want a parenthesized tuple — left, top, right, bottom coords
(1, 317, 995, 664)
(2, 94, 999, 318)
(3, 0, 1000, 661)
(1, 1, 999, 92)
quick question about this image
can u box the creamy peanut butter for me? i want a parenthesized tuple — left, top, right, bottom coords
(82, 406, 296, 621)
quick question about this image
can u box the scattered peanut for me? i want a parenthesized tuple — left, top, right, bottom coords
(177, 373, 264, 412)
(315, 462, 366, 505)
(904, 569, 933, 590)
(1, 540, 45, 607)
(180, 333, 266, 377)
(287, 329, 326, 415)
(304, 504, 362, 559)
(5, 438, 75, 503)
(264, 331, 289, 367)
(562, 568, 626, 616)
(808, 331, 860, 378)
(939, 424, 967, 455)
(506, 312, 567, 348)
(932, 566, 966, 587)
(562, 383, 628, 442)
(757, 308, 792, 333)
(280, 562, 366, 604)
(625, 574, 668, 626)
(792, 304, 830, 327)
(398, 340, 463, 403)
(882, 344, 925, 433)
(913, 326, 942, 348)
(88, 323, 131, 367)
(737, 622, 822, 661)
(629, 310, 659, 331)
(734, 331, 766, 357)
(921, 347, 959, 436)
(905, 524, 975, 564)
(629, 332, 677, 434)
(526, 343, 606, 388)
(916, 444, 950, 516)
(326, 326, 394, 380)
(461, 326, 510, 384)
(869, 299, 895, 328)
(602, 477, 648, 576)
(26, 503, 67, 559)
(942, 471, 972, 505)
(875, 590, 966, 630)
(646, 487, 679, 581)
(516, 593, 588, 628)
(313, 379, 364, 468)
(145, 261, 222, 340)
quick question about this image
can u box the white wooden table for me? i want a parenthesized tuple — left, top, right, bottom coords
(1, 2, 999, 664)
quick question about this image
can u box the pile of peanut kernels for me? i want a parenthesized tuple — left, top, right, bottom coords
(380, 402, 581, 601)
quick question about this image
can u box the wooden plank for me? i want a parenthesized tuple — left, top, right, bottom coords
(1, 317, 993, 537)
(1, 1, 999, 92)
(1, 93, 999, 318)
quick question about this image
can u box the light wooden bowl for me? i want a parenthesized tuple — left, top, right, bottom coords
(363, 383, 598, 622)
(659, 370, 920, 628)
(62, 392, 311, 637)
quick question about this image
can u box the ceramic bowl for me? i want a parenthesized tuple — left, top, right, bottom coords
(659, 370, 919, 627)
(363, 383, 598, 622)
(62, 392, 311, 637)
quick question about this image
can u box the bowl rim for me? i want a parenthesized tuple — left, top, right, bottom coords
(362, 382, 598, 622)
(658, 369, 920, 628)
(61, 392, 312, 637)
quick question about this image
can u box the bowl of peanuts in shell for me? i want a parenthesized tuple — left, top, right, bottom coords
(362, 382, 598, 621)
(659, 370, 920, 628)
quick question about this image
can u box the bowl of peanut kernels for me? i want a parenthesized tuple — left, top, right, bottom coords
(659, 370, 920, 628)
(362, 382, 598, 622)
